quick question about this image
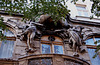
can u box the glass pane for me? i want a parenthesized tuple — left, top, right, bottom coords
(83, 11, 88, 17)
(78, 11, 82, 16)
(76, 6, 89, 17)
(76, 6, 86, 10)
(85, 38, 95, 45)
(0, 40, 14, 58)
(42, 44, 51, 54)
(54, 45, 63, 54)
(4, 30, 14, 37)
(87, 48, 100, 65)
(95, 38, 100, 45)
(86, 38, 100, 45)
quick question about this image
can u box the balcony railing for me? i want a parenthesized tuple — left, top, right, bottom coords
(19, 54, 90, 65)
(0, 58, 18, 65)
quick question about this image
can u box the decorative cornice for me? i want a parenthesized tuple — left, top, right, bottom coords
(0, 11, 100, 26)
(66, 15, 100, 26)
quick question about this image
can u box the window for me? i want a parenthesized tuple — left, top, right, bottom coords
(4, 29, 15, 37)
(41, 36, 64, 54)
(54, 45, 63, 54)
(0, 29, 15, 58)
(42, 44, 51, 54)
(0, 40, 14, 58)
(87, 48, 100, 65)
(76, 5, 88, 17)
(86, 37, 100, 45)
(28, 58, 52, 65)
(86, 37, 100, 65)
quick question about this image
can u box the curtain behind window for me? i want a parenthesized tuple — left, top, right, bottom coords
(0, 40, 14, 58)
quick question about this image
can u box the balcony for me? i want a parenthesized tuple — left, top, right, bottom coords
(0, 58, 18, 65)
(19, 54, 90, 65)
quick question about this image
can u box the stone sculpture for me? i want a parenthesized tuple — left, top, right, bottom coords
(19, 21, 37, 52)
(17, 21, 44, 52)
(68, 26, 86, 57)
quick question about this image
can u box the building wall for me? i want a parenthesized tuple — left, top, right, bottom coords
(66, 0, 100, 23)
(0, 15, 93, 65)
(0, 0, 100, 65)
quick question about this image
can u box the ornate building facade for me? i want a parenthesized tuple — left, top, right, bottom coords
(0, 0, 100, 65)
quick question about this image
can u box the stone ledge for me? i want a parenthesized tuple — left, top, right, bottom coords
(18, 54, 90, 65)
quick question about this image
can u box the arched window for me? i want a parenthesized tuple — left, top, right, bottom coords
(4, 29, 15, 37)
(41, 36, 64, 54)
(85, 36, 100, 65)
(86, 37, 100, 45)
(0, 29, 15, 58)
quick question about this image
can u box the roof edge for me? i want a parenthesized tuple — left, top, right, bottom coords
(67, 15, 100, 26)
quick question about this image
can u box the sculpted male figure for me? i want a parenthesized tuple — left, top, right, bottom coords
(20, 22, 37, 52)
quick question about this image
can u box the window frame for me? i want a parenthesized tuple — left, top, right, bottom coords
(0, 28, 16, 58)
(76, 4, 88, 17)
(53, 44, 64, 54)
(41, 36, 64, 54)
